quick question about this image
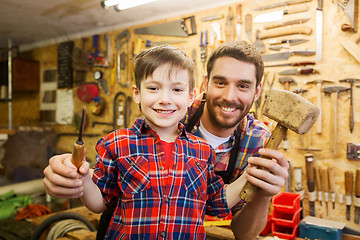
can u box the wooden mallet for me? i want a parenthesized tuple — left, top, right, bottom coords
(240, 88, 320, 202)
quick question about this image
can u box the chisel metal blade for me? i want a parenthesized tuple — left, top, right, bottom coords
(262, 49, 315, 61)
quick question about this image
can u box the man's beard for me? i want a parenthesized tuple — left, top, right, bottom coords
(206, 98, 247, 129)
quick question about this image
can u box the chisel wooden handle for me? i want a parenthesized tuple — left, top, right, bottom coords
(321, 167, 329, 193)
(71, 141, 85, 169)
(264, 18, 310, 30)
(315, 166, 321, 191)
(259, 26, 312, 39)
(356, 169, 360, 196)
(286, 4, 309, 14)
(345, 170, 354, 196)
(305, 154, 315, 192)
(328, 166, 335, 193)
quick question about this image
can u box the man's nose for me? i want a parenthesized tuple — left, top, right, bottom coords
(223, 85, 237, 102)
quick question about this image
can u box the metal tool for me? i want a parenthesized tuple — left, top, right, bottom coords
(259, 26, 312, 39)
(253, 4, 309, 23)
(268, 38, 309, 46)
(225, 7, 234, 42)
(322, 85, 350, 156)
(305, 153, 316, 216)
(265, 60, 314, 68)
(252, 0, 312, 11)
(328, 166, 336, 209)
(262, 49, 316, 62)
(345, 170, 354, 221)
(316, 0, 323, 61)
(134, 16, 196, 37)
(200, 30, 208, 71)
(305, 79, 334, 134)
(264, 17, 311, 30)
(254, 30, 265, 53)
(71, 107, 86, 170)
(355, 169, 360, 224)
(201, 14, 224, 22)
(339, 78, 360, 133)
(116, 29, 130, 87)
(236, 4, 242, 41)
(279, 67, 318, 75)
(245, 14, 252, 41)
(335, 0, 358, 32)
(240, 89, 319, 202)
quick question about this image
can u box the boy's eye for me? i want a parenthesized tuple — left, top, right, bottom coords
(147, 86, 158, 91)
(173, 88, 183, 92)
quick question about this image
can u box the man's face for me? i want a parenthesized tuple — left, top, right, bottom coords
(203, 57, 261, 135)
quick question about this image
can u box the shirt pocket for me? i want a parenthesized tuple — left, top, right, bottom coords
(184, 156, 207, 196)
(118, 156, 150, 195)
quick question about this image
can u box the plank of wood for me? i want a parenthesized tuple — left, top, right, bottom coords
(341, 39, 360, 63)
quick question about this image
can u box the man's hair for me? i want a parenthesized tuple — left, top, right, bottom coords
(206, 41, 264, 86)
(133, 45, 195, 91)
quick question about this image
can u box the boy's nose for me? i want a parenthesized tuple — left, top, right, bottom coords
(159, 90, 171, 104)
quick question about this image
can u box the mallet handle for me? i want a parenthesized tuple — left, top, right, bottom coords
(240, 123, 287, 202)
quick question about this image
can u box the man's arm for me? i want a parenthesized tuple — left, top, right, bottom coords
(230, 148, 289, 239)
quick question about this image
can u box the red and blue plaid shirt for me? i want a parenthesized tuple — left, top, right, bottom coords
(92, 117, 230, 239)
(187, 94, 271, 210)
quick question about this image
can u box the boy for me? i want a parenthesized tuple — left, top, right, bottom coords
(46, 45, 247, 239)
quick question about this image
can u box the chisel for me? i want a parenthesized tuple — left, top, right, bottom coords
(320, 167, 329, 216)
(71, 107, 86, 170)
(355, 169, 360, 224)
(305, 154, 315, 216)
(328, 166, 336, 209)
(345, 170, 353, 221)
(315, 166, 322, 206)
(265, 61, 315, 68)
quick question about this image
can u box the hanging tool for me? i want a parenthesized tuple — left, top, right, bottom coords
(134, 16, 196, 37)
(263, 17, 311, 30)
(116, 29, 130, 87)
(262, 49, 316, 61)
(316, 0, 323, 62)
(265, 60, 314, 68)
(322, 85, 350, 156)
(245, 14, 252, 41)
(239, 89, 319, 203)
(328, 166, 336, 209)
(254, 30, 265, 53)
(200, 30, 208, 72)
(315, 166, 322, 207)
(305, 153, 316, 217)
(305, 79, 334, 134)
(345, 170, 354, 221)
(278, 67, 318, 75)
(253, 4, 309, 23)
(339, 78, 360, 133)
(341, 36, 360, 63)
(71, 107, 86, 170)
(252, 0, 312, 11)
(235, 4, 242, 41)
(225, 7, 235, 42)
(201, 14, 224, 22)
(320, 167, 329, 216)
(355, 168, 360, 224)
(294, 166, 304, 218)
(335, 0, 358, 32)
(268, 38, 309, 46)
(259, 26, 312, 39)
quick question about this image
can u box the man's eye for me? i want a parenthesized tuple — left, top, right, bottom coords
(239, 84, 249, 89)
(215, 81, 225, 86)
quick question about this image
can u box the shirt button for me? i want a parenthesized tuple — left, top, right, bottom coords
(196, 161, 200, 166)
(160, 166, 165, 170)
(129, 161, 135, 166)
(165, 197, 170, 203)
(160, 232, 166, 238)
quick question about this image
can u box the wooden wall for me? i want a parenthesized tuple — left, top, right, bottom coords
(0, 0, 359, 229)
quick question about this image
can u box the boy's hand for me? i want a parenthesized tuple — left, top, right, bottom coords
(43, 153, 90, 199)
(245, 148, 289, 198)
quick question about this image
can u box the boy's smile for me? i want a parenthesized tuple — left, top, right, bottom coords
(133, 63, 194, 141)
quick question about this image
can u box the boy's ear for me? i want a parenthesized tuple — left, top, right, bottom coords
(132, 85, 140, 105)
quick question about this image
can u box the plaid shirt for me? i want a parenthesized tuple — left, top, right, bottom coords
(92, 117, 230, 240)
(187, 94, 271, 210)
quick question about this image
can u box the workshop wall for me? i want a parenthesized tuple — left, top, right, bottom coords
(0, 0, 360, 230)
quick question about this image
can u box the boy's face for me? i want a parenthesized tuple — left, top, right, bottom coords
(133, 63, 194, 135)
(203, 57, 261, 136)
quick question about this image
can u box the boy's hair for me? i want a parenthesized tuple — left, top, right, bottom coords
(206, 40, 264, 86)
(133, 45, 195, 92)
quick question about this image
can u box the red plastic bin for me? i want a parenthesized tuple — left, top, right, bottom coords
(272, 192, 301, 214)
(272, 222, 299, 240)
(272, 207, 302, 227)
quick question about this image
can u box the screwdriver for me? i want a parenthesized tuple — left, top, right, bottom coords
(71, 107, 86, 170)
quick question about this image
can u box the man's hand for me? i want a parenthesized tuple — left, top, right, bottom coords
(246, 148, 289, 197)
(43, 153, 90, 199)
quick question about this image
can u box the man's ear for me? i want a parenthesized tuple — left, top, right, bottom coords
(202, 75, 209, 93)
(254, 81, 262, 102)
(132, 85, 140, 105)
(188, 89, 195, 107)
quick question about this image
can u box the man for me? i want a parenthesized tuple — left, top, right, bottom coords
(43, 41, 288, 240)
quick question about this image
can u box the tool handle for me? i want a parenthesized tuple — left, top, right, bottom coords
(356, 169, 360, 196)
(328, 166, 335, 193)
(259, 26, 312, 39)
(286, 4, 308, 14)
(236, 4, 242, 23)
(71, 141, 85, 170)
(245, 14, 252, 35)
(315, 166, 321, 191)
(264, 18, 310, 30)
(293, 61, 316, 66)
(300, 67, 316, 74)
(345, 170, 354, 195)
(240, 123, 287, 202)
(320, 167, 329, 192)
